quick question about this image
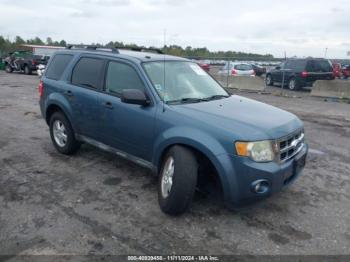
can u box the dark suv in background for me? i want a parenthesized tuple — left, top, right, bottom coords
(266, 58, 334, 90)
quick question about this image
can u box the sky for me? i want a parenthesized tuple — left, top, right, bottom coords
(0, 0, 349, 58)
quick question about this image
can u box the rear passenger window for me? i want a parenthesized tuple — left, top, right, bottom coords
(290, 60, 306, 71)
(105, 61, 144, 95)
(45, 54, 73, 80)
(71, 57, 104, 89)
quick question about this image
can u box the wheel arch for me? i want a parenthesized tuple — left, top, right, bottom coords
(45, 96, 76, 132)
(153, 131, 238, 203)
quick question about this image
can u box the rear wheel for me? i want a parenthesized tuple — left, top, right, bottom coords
(288, 77, 299, 90)
(49, 112, 80, 155)
(158, 146, 198, 215)
(24, 65, 32, 75)
(265, 74, 273, 86)
(5, 64, 13, 73)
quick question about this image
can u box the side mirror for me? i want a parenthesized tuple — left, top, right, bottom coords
(275, 66, 281, 70)
(121, 89, 150, 106)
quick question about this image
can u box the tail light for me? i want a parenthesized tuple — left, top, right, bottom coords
(231, 69, 237, 75)
(301, 71, 308, 78)
(32, 60, 37, 65)
(38, 80, 44, 98)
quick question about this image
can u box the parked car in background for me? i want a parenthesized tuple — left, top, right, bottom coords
(266, 58, 334, 90)
(332, 63, 342, 78)
(4, 51, 49, 75)
(39, 46, 307, 215)
(37, 64, 46, 77)
(251, 64, 267, 76)
(341, 64, 350, 79)
(197, 61, 210, 72)
(218, 62, 255, 76)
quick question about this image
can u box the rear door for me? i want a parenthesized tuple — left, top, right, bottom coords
(63, 56, 105, 140)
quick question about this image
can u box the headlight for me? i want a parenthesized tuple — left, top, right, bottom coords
(235, 140, 275, 162)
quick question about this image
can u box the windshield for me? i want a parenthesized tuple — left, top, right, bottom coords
(143, 61, 228, 103)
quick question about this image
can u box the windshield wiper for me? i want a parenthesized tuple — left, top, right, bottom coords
(203, 94, 230, 101)
(167, 95, 230, 104)
(166, 97, 205, 104)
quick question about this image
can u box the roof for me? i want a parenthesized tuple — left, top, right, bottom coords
(54, 47, 188, 62)
(287, 57, 329, 61)
(21, 44, 65, 50)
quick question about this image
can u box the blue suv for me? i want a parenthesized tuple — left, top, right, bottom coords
(39, 46, 308, 215)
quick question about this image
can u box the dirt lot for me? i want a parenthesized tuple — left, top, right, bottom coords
(0, 71, 349, 256)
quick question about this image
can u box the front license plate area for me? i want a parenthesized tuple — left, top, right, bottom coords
(284, 152, 306, 185)
(294, 153, 306, 174)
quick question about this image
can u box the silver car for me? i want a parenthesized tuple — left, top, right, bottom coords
(218, 62, 255, 76)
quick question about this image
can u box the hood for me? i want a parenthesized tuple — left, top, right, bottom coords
(171, 95, 303, 141)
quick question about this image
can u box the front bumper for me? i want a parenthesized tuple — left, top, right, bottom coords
(219, 143, 308, 208)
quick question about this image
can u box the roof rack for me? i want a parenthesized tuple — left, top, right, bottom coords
(65, 45, 164, 55)
(116, 46, 163, 54)
(66, 45, 119, 53)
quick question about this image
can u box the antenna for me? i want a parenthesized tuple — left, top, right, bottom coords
(162, 28, 166, 112)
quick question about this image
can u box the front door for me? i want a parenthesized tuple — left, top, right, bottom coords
(98, 60, 156, 162)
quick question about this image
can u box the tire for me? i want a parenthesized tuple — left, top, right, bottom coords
(158, 145, 198, 215)
(265, 74, 273, 86)
(49, 111, 80, 155)
(24, 65, 32, 75)
(5, 64, 13, 73)
(288, 77, 299, 90)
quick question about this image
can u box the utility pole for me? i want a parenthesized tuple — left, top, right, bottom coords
(324, 48, 328, 58)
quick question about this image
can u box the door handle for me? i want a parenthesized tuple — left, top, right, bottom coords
(64, 90, 73, 96)
(104, 101, 114, 109)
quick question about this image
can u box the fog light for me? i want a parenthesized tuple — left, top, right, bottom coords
(251, 179, 270, 194)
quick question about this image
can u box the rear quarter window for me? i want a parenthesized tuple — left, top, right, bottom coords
(45, 54, 73, 80)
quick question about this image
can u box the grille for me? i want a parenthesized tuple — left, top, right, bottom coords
(278, 129, 304, 162)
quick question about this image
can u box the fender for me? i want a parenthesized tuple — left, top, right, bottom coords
(45, 92, 78, 133)
(152, 126, 239, 203)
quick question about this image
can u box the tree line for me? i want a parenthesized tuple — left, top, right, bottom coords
(0, 36, 274, 60)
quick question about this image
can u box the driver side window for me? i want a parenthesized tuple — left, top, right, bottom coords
(105, 61, 145, 95)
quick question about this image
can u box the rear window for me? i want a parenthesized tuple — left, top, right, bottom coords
(306, 60, 332, 72)
(71, 57, 105, 89)
(234, 64, 252, 71)
(45, 54, 73, 80)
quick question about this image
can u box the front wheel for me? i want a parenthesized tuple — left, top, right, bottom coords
(5, 64, 13, 73)
(265, 74, 273, 86)
(158, 146, 198, 215)
(49, 112, 80, 155)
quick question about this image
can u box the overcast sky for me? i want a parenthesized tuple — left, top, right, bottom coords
(0, 0, 349, 58)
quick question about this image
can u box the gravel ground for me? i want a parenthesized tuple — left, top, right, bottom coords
(0, 71, 349, 256)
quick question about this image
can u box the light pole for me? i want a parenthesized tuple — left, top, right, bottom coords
(324, 48, 328, 58)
